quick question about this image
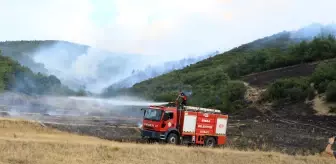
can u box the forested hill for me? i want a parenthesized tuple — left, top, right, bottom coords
(121, 29, 336, 113)
(0, 40, 89, 74)
(0, 50, 81, 96)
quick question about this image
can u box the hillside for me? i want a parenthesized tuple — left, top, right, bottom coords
(0, 51, 79, 96)
(0, 40, 214, 93)
(0, 117, 334, 164)
(117, 24, 336, 113)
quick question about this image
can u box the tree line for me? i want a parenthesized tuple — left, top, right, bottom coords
(227, 35, 336, 78)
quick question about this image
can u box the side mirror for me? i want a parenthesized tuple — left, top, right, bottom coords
(141, 108, 146, 116)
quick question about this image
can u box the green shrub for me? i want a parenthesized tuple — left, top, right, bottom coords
(329, 106, 336, 113)
(263, 77, 314, 102)
(310, 62, 336, 93)
(326, 81, 336, 102)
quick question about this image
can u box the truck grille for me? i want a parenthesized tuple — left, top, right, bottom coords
(141, 130, 161, 139)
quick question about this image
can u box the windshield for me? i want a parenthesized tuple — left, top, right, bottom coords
(143, 108, 163, 121)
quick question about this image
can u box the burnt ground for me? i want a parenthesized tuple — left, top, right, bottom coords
(28, 100, 335, 156)
(241, 58, 336, 87)
(227, 101, 336, 155)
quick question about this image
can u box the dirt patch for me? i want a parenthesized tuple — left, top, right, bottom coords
(313, 96, 336, 116)
(243, 82, 265, 103)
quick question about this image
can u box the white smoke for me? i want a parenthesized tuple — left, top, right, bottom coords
(289, 23, 336, 40)
(110, 52, 215, 88)
(31, 41, 168, 93)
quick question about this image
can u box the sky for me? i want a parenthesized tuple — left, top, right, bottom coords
(1, 0, 336, 58)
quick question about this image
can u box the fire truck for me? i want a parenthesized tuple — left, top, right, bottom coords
(140, 102, 228, 147)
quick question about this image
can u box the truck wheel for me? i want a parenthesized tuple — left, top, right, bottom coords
(204, 137, 216, 147)
(167, 133, 179, 145)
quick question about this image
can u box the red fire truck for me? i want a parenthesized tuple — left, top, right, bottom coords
(140, 103, 228, 147)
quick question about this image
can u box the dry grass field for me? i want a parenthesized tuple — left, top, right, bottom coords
(0, 117, 335, 164)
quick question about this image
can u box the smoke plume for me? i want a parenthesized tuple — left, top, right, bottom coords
(29, 41, 212, 94)
(31, 41, 156, 93)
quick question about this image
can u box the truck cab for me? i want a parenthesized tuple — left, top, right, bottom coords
(140, 104, 180, 143)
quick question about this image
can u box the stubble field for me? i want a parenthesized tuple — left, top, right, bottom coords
(0, 117, 335, 164)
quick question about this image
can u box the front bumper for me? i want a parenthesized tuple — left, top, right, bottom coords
(141, 129, 166, 140)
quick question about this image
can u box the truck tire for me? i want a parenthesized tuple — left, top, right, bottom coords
(166, 133, 179, 145)
(204, 137, 216, 147)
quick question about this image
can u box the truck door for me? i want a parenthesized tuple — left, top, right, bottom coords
(162, 111, 176, 131)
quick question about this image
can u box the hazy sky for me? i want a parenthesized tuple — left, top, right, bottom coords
(1, 0, 336, 58)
